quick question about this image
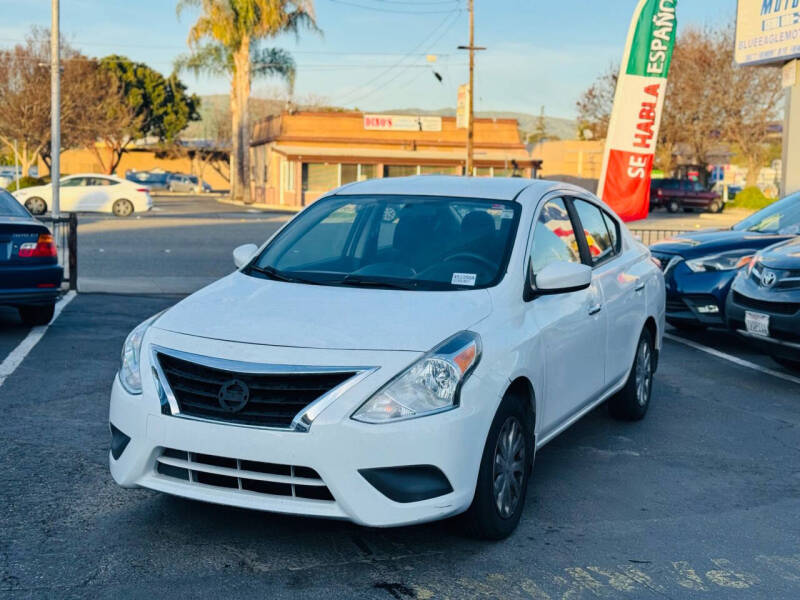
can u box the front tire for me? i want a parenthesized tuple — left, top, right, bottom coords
(709, 200, 722, 213)
(18, 303, 55, 326)
(462, 392, 533, 540)
(609, 328, 654, 421)
(667, 199, 681, 213)
(24, 197, 47, 215)
(112, 198, 134, 217)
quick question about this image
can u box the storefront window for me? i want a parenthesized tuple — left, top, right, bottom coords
(384, 165, 418, 178)
(359, 164, 377, 180)
(494, 168, 513, 177)
(420, 165, 459, 175)
(303, 163, 339, 191)
(475, 167, 492, 177)
(341, 164, 359, 185)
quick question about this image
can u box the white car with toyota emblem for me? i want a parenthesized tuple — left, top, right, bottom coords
(109, 176, 665, 539)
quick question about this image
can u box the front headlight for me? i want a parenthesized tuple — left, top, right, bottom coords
(352, 331, 481, 424)
(685, 250, 754, 273)
(119, 312, 163, 394)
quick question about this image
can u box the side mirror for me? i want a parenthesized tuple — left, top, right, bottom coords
(233, 243, 259, 269)
(529, 261, 592, 296)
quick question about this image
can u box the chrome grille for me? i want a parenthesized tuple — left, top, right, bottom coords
(155, 351, 356, 429)
(155, 448, 335, 502)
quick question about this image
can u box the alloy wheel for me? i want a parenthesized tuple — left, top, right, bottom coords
(25, 197, 46, 215)
(492, 416, 526, 519)
(113, 199, 134, 217)
(634, 339, 652, 407)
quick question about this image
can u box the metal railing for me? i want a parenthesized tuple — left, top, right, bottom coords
(38, 213, 77, 290)
(629, 228, 686, 246)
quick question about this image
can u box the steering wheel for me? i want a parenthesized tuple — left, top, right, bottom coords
(443, 252, 497, 270)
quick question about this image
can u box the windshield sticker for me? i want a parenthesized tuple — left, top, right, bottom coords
(500, 209, 514, 219)
(451, 273, 477, 286)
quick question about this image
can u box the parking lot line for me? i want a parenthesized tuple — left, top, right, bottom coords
(0, 291, 76, 389)
(664, 332, 800, 386)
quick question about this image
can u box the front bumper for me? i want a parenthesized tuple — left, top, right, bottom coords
(108, 329, 498, 527)
(659, 259, 735, 326)
(726, 276, 800, 361)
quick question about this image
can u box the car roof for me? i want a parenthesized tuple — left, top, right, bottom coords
(333, 175, 575, 202)
(66, 173, 127, 182)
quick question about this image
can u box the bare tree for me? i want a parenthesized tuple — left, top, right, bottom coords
(575, 65, 617, 140)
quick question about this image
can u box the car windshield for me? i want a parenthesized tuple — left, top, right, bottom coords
(248, 194, 521, 291)
(732, 192, 800, 234)
(0, 189, 30, 217)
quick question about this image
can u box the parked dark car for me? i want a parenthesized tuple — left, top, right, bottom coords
(0, 189, 62, 325)
(726, 237, 800, 371)
(650, 192, 800, 330)
(125, 170, 170, 190)
(650, 178, 724, 213)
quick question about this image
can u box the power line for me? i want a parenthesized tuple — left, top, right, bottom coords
(334, 9, 462, 105)
(327, 0, 460, 14)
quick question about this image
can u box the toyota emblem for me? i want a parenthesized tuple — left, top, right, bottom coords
(760, 269, 778, 288)
(218, 379, 250, 413)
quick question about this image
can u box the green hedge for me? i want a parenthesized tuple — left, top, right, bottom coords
(728, 186, 774, 210)
(5, 176, 46, 192)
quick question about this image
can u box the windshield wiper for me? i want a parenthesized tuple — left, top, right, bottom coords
(247, 264, 323, 286)
(336, 275, 419, 290)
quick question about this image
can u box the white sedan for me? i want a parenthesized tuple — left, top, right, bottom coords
(109, 176, 665, 539)
(13, 174, 152, 217)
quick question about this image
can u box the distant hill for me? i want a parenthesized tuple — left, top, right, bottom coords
(185, 95, 577, 142)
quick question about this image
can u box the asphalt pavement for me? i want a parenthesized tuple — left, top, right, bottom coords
(1, 195, 799, 599)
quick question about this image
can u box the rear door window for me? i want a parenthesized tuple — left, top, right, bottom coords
(572, 199, 616, 266)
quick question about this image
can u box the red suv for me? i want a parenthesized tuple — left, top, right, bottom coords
(650, 179, 723, 213)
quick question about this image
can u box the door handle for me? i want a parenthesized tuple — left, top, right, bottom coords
(588, 303, 602, 315)
(635, 281, 646, 292)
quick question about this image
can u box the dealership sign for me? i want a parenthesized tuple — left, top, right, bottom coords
(736, 0, 800, 66)
(363, 114, 442, 132)
(598, 0, 678, 222)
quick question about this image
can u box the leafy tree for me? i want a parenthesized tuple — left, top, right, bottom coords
(176, 0, 318, 204)
(95, 56, 201, 174)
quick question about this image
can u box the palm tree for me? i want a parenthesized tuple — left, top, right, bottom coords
(176, 0, 317, 203)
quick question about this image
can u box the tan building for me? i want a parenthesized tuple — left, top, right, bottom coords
(38, 146, 231, 190)
(249, 111, 539, 207)
(531, 140, 605, 180)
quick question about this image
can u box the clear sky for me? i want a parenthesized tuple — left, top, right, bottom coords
(0, 0, 736, 118)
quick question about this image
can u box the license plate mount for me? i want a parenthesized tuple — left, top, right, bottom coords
(745, 311, 770, 337)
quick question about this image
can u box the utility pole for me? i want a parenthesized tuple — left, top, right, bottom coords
(51, 0, 60, 217)
(13, 140, 19, 191)
(458, 0, 485, 176)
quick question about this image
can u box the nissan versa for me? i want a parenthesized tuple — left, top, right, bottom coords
(109, 177, 665, 539)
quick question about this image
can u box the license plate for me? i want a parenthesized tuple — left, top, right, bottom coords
(745, 311, 770, 337)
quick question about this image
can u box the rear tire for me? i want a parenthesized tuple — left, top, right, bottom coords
(771, 356, 800, 372)
(462, 392, 533, 540)
(667, 200, 681, 213)
(609, 328, 654, 421)
(24, 197, 47, 215)
(18, 303, 55, 326)
(112, 198, 134, 217)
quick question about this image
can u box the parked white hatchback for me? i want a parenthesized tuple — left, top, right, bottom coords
(13, 174, 152, 216)
(109, 176, 665, 539)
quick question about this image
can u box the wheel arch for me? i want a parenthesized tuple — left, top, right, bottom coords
(643, 316, 659, 373)
(504, 376, 536, 434)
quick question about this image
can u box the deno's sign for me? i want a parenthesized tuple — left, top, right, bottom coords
(363, 115, 442, 132)
(736, 0, 800, 66)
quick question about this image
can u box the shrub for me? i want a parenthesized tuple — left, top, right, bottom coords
(6, 176, 46, 192)
(728, 186, 773, 210)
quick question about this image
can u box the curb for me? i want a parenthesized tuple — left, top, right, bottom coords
(216, 197, 303, 213)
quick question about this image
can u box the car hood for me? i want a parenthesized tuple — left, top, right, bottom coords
(650, 229, 794, 259)
(758, 237, 800, 269)
(154, 272, 492, 352)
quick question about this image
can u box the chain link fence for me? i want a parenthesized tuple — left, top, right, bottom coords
(38, 213, 77, 290)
